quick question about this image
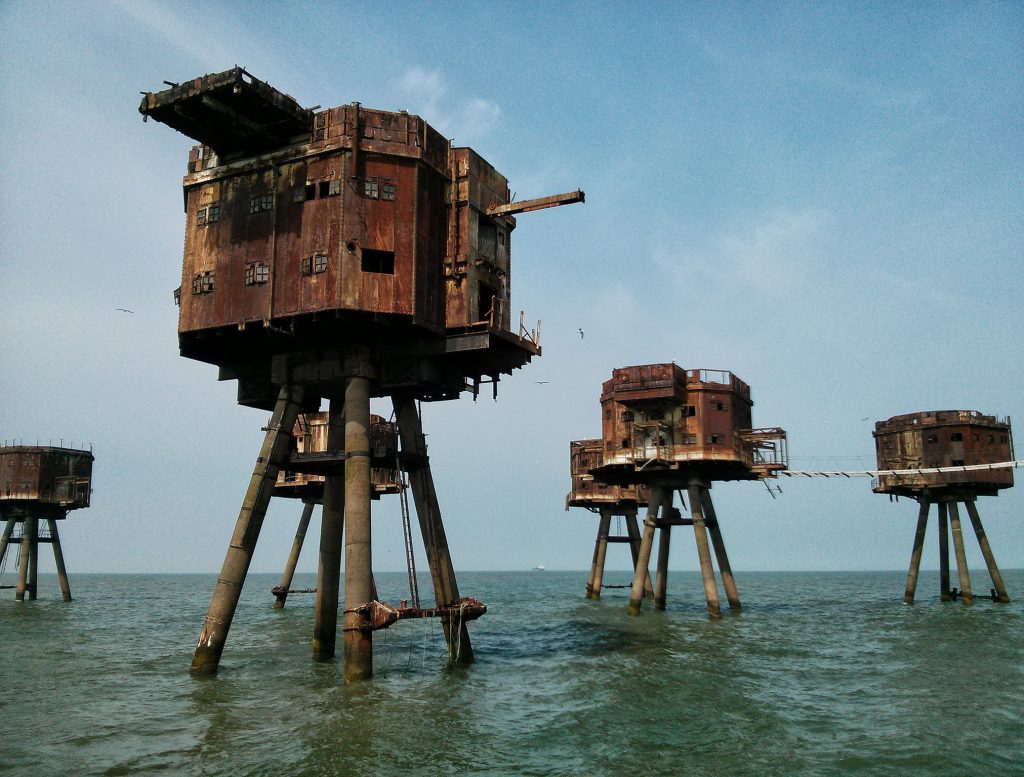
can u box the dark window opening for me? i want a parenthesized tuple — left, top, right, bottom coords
(319, 180, 341, 198)
(951, 432, 963, 442)
(313, 113, 327, 141)
(951, 459, 965, 466)
(361, 248, 394, 274)
(713, 402, 726, 411)
(622, 410, 634, 422)
(710, 435, 721, 444)
(621, 438, 630, 449)
(988, 435, 995, 443)
(926, 434, 938, 443)
(681, 405, 696, 417)
(478, 281, 497, 322)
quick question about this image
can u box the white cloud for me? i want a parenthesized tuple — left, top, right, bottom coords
(396, 67, 501, 145)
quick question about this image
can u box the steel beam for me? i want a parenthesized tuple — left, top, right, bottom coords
(588, 509, 612, 600)
(276, 501, 315, 609)
(654, 492, 673, 610)
(48, 519, 72, 602)
(701, 488, 740, 612)
(688, 484, 721, 618)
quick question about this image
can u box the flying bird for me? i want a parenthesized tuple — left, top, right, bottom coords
(116, 308, 135, 313)
(534, 381, 549, 385)
(578, 328, 584, 339)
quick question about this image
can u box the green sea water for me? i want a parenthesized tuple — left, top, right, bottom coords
(1, 570, 1022, 775)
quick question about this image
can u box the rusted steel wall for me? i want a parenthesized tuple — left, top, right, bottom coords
(0, 445, 93, 513)
(873, 410, 1014, 494)
(599, 365, 756, 471)
(445, 148, 513, 331)
(151, 73, 518, 355)
(567, 439, 649, 507)
(275, 413, 401, 498)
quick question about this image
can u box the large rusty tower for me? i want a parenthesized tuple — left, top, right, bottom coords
(141, 68, 582, 679)
(873, 410, 1013, 605)
(0, 443, 94, 601)
(566, 439, 654, 600)
(589, 364, 787, 617)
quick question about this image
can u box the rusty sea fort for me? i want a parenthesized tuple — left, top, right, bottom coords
(3, 568, 1023, 775)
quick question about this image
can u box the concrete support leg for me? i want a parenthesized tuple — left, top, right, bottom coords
(948, 501, 973, 606)
(16, 517, 35, 601)
(702, 489, 740, 612)
(191, 384, 304, 675)
(625, 510, 654, 599)
(903, 500, 930, 605)
(0, 519, 15, 570)
(48, 519, 72, 602)
(27, 518, 39, 600)
(394, 395, 473, 664)
(342, 376, 374, 682)
(628, 487, 664, 615)
(965, 500, 1009, 603)
(688, 484, 721, 618)
(588, 509, 612, 600)
(938, 502, 950, 602)
(314, 400, 346, 658)
(654, 492, 673, 611)
(275, 501, 315, 609)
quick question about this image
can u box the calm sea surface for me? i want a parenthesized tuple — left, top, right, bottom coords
(1, 570, 1022, 776)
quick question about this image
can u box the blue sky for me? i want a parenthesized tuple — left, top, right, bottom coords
(1, 1, 1021, 579)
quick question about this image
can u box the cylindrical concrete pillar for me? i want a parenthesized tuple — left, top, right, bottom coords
(314, 400, 346, 658)
(654, 491, 673, 610)
(589, 509, 612, 599)
(625, 510, 654, 599)
(628, 487, 664, 615)
(16, 517, 34, 601)
(948, 501, 973, 605)
(191, 384, 304, 675)
(48, 519, 72, 602)
(0, 519, 15, 571)
(903, 500, 930, 605)
(938, 502, 950, 601)
(688, 484, 720, 618)
(276, 501, 315, 609)
(964, 500, 1009, 603)
(342, 375, 374, 682)
(701, 489, 740, 612)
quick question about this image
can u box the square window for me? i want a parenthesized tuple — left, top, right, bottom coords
(360, 248, 394, 274)
(328, 179, 341, 197)
(250, 194, 273, 213)
(713, 402, 726, 411)
(197, 207, 207, 225)
(301, 256, 313, 276)
(381, 182, 396, 200)
(951, 432, 963, 442)
(364, 180, 379, 199)
(295, 187, 309, 203)
(314, 254, 328, 273)
(208, 205, 219, 222)
(173, 287, 181, 306)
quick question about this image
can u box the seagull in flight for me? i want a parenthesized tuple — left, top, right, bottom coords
(115, 308, 135, 313)
(534, 381, 549, 385)
(578, 328, 584, 339)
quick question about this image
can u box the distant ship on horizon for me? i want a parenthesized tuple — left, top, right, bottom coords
(532, 564, 546, 571)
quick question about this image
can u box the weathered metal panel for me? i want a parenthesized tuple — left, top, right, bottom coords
(873, 410, 1014, 495)
(0, 446, 94, 513)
